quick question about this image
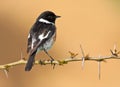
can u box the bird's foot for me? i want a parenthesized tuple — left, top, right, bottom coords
(50, 58, 56, 69)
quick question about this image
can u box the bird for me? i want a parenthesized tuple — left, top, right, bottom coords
(25, 11, 60, 71)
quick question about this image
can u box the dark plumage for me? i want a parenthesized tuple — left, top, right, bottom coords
(25, 11, 60, 71)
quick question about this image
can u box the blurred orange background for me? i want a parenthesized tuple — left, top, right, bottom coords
(0, 0, 120, 87)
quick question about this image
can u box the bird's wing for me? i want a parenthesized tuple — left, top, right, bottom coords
(27, 23, 55, 55)
(27, 33, 32, 53)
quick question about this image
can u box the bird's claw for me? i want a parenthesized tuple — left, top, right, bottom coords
(50, 58, 54, 64)
(50, 58, 56, 69)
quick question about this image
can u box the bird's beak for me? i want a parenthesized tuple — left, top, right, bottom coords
(56, 15, 61, 18)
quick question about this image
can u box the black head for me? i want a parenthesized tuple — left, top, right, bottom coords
(37, 11, 60, 23)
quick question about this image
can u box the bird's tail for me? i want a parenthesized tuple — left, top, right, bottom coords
(25, 51, 36, 71)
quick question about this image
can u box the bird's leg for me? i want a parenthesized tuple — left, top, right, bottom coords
(43, 48, 54, 61)
(43, 48, 56, 69)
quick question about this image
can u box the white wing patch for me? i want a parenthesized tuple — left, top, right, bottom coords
(31, 38, 36, 49)
(28, 34, 30, 38)
(31, 31, 51, 50)
(39, 18, 54, 25)
(38, 31, 51, 40)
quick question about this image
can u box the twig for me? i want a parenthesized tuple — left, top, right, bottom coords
(0, 53, 120, 70)
(0, 45, 119, 79)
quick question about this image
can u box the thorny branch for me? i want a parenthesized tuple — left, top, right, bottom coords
(0, 45, 120, 79)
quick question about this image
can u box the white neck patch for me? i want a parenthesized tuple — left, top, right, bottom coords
(38, 18, 54, 25)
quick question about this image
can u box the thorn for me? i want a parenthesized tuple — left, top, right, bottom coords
(117, 51, 120, 55)
(82, 57, 85, 70)
(113, 44, 117, 54)
(113, 44, 120, 56)
(20, 51, 23, 60)
(80, 45, 85, 57)
(113, 44, 116, 51)
(98, 55, 101, 80)
(20, 49, 25, 60)
(110, 44, 118, 56)
(110, 49, 114, 55)
(80, 44, 85, 70)
(98, 61, 101, 80)
(3, 69, 9, 78)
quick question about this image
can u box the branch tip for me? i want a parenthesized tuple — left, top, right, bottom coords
(69, 51, 78, 58)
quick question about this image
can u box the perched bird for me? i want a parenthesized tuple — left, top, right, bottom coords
(25, 11, 60, 71)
